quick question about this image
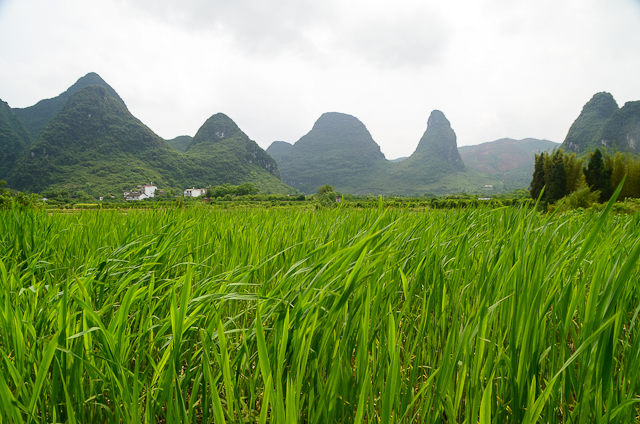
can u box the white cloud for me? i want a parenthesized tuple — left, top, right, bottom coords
(1, 0, 640, 160)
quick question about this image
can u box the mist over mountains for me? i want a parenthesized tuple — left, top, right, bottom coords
(2, 72, 633, 197)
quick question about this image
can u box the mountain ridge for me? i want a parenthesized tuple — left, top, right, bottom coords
(0, 98, 31, 180)
(561, 92, 619, 153)
(8, 84, 294, 195)
(271, 110, 499, 195)
(13, 72, 125, 141)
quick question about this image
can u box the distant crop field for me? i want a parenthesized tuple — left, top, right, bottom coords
(0, 203, 639, 423)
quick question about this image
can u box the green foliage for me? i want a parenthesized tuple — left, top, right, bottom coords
(1, 203, 640, 422)
(317, 184, 334, 195)
(8, 87, 295, 197)
(606, 151, 640, 199)
(13, 72, 125, 140)
(460, 138, 560, 192)
(545, 149, 567, 203)
(0, 180, 44, 209)
(0, 99, 31, 180)
(274, 110, 492, 196)
(561, 92, 619, 153)
(550, 187, 601, 213)
(530, 152, 546, 200)
(206, 182, 259, 198)
(599, 100, 640, 154)
(166, 135, 192, 152)
(563, 151, 586, 193)
(584, 148, 613, 202)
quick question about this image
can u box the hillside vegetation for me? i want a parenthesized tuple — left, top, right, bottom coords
(166, 135, 192, 152)
(265, 140, 293, 164)
(272, 110, 501, 195)
(460, 138, 559, 191)
(561, 92, 619, 153)
(0, 99, 31, 180)
(8, 86, 294, 195)
(183, 113, 290, 193)
(13, 72, 125, 140)
(600, 100, 640, 153)
(274, 112, 391, 194)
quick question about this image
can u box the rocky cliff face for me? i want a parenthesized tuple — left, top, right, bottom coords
(561, 92, 619, 153)
(599, 101, 640, 154)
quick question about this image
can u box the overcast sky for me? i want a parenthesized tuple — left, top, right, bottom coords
(1, 0, 640, 159)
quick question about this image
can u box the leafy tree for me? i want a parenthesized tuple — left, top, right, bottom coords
(551, 187, 601, 213)
(529, 152, 546, 200)
(607, 152, 640, 200)
(236, 182, 259, 196)
(317, 184, 335, 196)
(584, 148, 612, 202)
(563, 152, 586, 193)
(207, 184, 235, 199)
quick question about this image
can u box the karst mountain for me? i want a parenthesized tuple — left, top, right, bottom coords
(5, 73, 293, 195)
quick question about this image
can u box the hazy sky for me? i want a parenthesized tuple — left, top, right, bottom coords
(1, 0, 640, 159)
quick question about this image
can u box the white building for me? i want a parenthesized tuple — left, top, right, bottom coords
(140, 184, 157, 197)
(184, 187, 206, 197)
(123, 183, 157, 201)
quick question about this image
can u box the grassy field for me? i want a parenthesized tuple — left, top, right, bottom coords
(0, 199, 639, 423)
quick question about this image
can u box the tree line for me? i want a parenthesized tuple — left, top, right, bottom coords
(530, 147, 640, 205)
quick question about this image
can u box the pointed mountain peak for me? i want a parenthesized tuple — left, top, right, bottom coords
(584, 92, 618, 116)
(426, 110, 450, 128)
(561, 92, 618, 153)
(186, 113, 243, 151)
(65, 72, 125, 105)
(405, 109, 464, 172)
(13, 71, 126, 139)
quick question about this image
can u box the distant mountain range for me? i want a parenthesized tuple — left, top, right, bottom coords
(1, 73, 632, 197)
(167, 135, 192, 152)
(267, 111, 555, 195)
(459, 138, 560, 191)
(2, 73, 293, 196)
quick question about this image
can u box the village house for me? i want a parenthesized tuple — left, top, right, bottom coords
(184, 187, 207, 197)
(123, 183, 157, 201)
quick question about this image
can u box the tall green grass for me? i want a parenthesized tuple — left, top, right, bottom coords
(0, 201, 639, 423)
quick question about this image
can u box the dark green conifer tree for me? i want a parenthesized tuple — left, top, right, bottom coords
(529, 152, 546, 200)
(584, 148, 613, 202)
(546, 150, 567, 203)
